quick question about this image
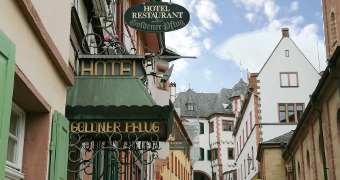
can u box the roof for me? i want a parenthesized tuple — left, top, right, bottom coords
(256, 130, 294, 161)
(173, 78, 248, 118)
(263, 130, 294, 144)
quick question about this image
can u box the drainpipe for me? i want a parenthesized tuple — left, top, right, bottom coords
(283, 144, 296, 180)
(310, 97, 328, 180)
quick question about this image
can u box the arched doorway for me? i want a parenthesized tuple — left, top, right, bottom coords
(193, 170, 211, 180)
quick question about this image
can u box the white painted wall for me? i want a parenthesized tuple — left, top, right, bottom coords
(257, 37, 320, 141)
(0, 0, 69, 113)
(235, 94, 259, 180)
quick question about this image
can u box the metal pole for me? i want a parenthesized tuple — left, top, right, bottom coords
(141, 150, 144, 180)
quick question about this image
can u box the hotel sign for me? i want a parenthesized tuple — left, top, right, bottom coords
(70, 120, 167, 140)
(169, 141, 186, 150)
(124, 2, 190, 32)
(79, 55, 147, 82)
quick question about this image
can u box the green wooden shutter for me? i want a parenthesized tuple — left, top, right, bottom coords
(207, 150, 211, 161)
(0, 29, 16, 179)
(49, 111, 70, 180)
(215, 149, 218, 160)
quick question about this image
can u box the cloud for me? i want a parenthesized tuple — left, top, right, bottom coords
(290, 1, 299, 11)
(204, 68, 212, 81)
(264, 0, 280, 20)
(203, 38, 212, 50)
(246, 13, 255, 22)
(232, 0, 266, 11)
(195, 0, 222, 30)
(214, 17, 327, 73)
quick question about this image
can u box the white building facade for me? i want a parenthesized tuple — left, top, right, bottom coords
(174, 79, 248, 180)
(234, 28, 320, 180)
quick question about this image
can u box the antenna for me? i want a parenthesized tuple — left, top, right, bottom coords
(316, 37, 320, 72)
(240, 60, 243, 78)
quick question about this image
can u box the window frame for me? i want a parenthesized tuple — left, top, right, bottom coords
(199, 122, 204, 134)
(209, 121, 214, 133)
(156, 65, 169, 91)
(278, 103, 305, 123)
(280, 72, 299, 87)
(5, 103, 26, 180)
(199, 148, 204, 161)
(222, 120, 233, 131)
(227, 148, 235, 160)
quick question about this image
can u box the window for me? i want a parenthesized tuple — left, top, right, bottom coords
(285, 50, 289, 57)
(156, 65, 169, 90)
(228, 148, 234, 160)
(6, 103, 26, 180)
(330, 12, 338, 48)
(243, 129, 245, 145)
(280, 72, 298, 87)
(251, 147, 254, 169)
(222, 120, 233, 131)
(209, 121, 214, 133)
(207, 150, 211, 161)
(250, 112, 252, 130)
(278, 103, 304, 123)
(187, 103, 194, 111)
(199, 123, 204, 134)
(175, 156, 177, 175)
(246, 121, 248, 137)
(199, 148, 204, 161)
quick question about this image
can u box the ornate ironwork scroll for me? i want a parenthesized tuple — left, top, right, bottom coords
(82, 8, 137, 55)
(68, 132, 161, 180)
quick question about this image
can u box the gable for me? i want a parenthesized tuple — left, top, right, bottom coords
(258, 37, 318, 75)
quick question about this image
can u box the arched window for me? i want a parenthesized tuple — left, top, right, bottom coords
(330, 12, 338, 48)
(337, 108, 340, 144)
(306, 150, 311, 168)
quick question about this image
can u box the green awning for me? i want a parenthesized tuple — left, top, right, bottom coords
(66, 76, 156, 107)
(65, 76, 173, 140)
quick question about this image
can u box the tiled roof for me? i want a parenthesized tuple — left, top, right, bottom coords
(173, 78, 248, 117)
(263, 130, 294, 144)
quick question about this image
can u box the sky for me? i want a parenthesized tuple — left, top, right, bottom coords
(163, 0, 327, 93)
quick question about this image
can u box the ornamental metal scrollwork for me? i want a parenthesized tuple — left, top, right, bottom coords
(82, 6, 136, 55)
(67, 131, 161, 179)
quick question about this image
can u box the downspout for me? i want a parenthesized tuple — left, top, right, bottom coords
(286, 147, 296, 180)
(310, 97, 328, 180)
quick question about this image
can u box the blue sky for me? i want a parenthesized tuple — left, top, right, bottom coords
(164, 0, 327, 93)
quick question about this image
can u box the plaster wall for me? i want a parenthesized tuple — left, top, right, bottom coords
(31, 0, 71, 63)
(328, 89, 340, 179)
(219, 116, 236, 173)
(189, 118, 211, 178)
(161, 150, 191, 180)
(235, 94, 259, 180)
(0, 0, 68, 113)
(147, 59, 170, 106)
(257, 37, 320, 141)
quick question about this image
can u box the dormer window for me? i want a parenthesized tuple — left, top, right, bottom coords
(187, 97, 195, 111)
(187, 104, 194, 111)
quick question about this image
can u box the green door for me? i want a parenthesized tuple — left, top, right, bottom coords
(49, 111, 70, 180)
(0, 29, 16, 179)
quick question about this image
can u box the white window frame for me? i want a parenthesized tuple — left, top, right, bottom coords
(280, 72, 299, 87)
(5, 103, 26, 180)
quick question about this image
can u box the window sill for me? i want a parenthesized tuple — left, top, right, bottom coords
(5, 166, 25, 180)
(280, 86, 299, 88)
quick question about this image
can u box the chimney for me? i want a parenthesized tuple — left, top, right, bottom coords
(282, 28, 289, 37)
